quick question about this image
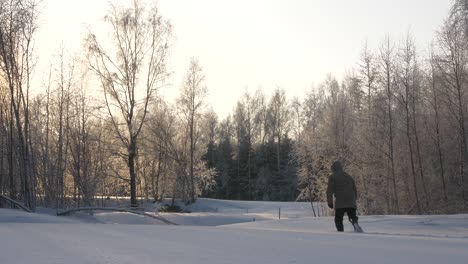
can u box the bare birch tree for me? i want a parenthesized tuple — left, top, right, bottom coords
(395, 33, 423, 213)
(177, 58, 208, 202)
(86, 0, 172, 206)
(378, 36, 400, 213)
(0, 0, 39, 210)
(426, 50, 449, 210)
(435, 5, 468, 208)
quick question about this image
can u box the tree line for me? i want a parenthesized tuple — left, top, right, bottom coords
(0, 0, 467, 214)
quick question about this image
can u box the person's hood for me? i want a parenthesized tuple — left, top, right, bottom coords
(331, 161, 343, 173)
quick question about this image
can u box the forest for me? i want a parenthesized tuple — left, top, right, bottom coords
(0, 0, 467, 215)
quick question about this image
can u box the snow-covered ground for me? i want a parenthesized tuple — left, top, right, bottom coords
(1, 198, 467, 264)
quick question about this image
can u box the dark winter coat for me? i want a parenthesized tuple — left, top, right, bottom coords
(327, 161, 357, 209)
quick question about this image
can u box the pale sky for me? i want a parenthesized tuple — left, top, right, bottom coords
(35, 0, 451, 118)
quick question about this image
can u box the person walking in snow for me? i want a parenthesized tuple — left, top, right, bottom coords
(327, 161, 358, 232)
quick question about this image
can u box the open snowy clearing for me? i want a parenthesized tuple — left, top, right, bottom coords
(1, 199, 468, 264)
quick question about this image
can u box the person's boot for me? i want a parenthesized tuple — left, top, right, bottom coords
(349, 217, 363, 232)
(351, 217, 358, 224)
(335, 219, 344, 232)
